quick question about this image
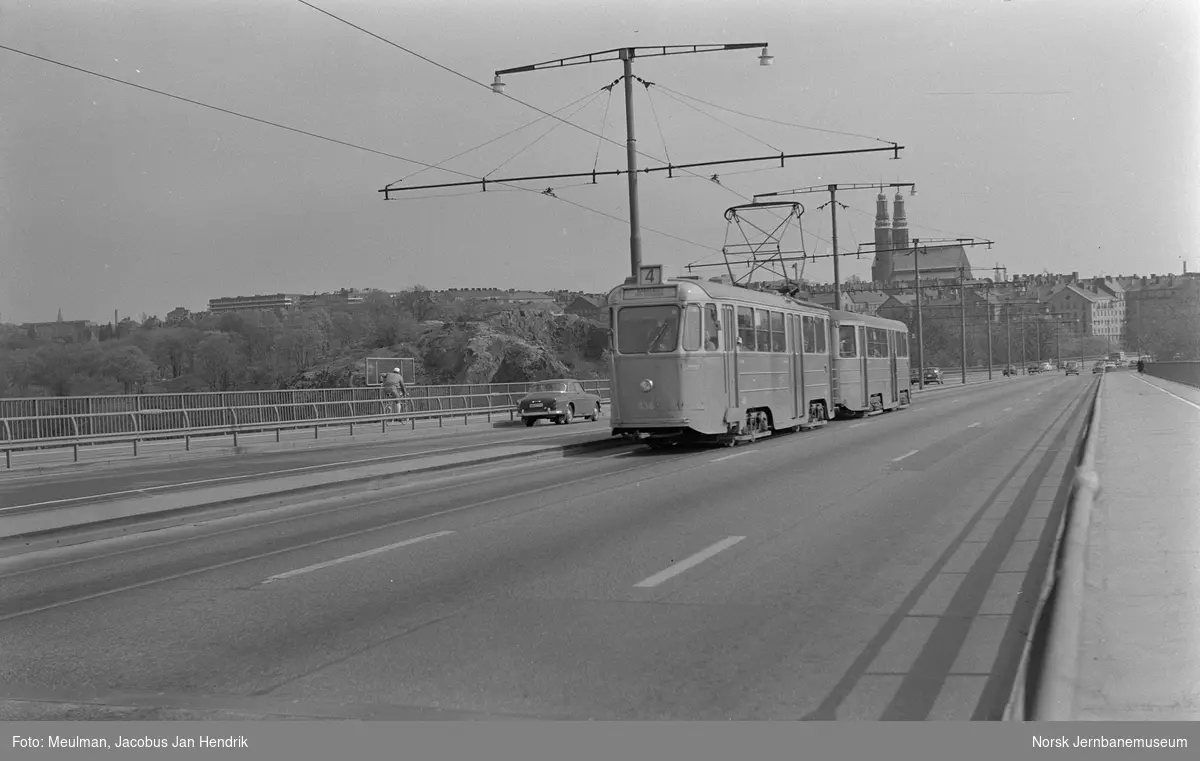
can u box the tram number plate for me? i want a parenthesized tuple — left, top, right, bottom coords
(624, 286, 676, 300)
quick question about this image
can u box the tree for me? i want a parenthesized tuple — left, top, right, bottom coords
(398, 285, 437, 322)
(101, 345, 156, 393)
(195, 333, 245, 391)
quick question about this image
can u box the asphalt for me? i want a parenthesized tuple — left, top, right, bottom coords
(0, 372, 1094, 721)
(0, 374, 1005, 509)
(0, 419, 613, 509)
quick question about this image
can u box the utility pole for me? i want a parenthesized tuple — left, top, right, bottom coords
(959, 266, 968, 384)
(914, 241, 925, 390)
(619, 49, 642, 278)
(1022, 315, 1028, 372)
(985, 283, 994, 380)
(829, 185, 841, 310)
(1056, 318, 1061, 366)
(1006, 302, 1012, 373)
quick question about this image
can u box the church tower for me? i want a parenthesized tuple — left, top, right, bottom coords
(891, 191, 910, 256)
(871, 192, 893, 282)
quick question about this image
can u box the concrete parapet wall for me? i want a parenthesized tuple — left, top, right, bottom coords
(1145, 361, 1200, 389)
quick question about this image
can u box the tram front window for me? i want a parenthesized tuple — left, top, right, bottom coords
(617, 305, 681, 354)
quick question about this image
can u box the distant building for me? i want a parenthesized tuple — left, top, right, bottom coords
(438, 288, 558, 308)
(22, 319, 97, 343)
(165, 307, 191, 325)
(208, 293, 303, 313)
(564, 294, 606, 319)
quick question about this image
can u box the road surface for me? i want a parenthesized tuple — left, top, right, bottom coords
(0, 373, 1093, 721)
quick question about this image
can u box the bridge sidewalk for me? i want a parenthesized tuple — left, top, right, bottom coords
(1058, 371, 1200, 719)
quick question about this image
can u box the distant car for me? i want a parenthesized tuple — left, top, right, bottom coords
(1041, 362, 1053, 372)
(1027, 365, 1041, 375)
(923, 367, 943, 384)
(1003, 365, 1018, 377)
(1092, 361, 1106, 374)
(516, 379, 603, 427)
(1064, 362, 1079, 376)
(910, 368, 921, 384)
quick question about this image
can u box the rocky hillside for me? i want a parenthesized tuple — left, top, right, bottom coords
(281, 311, 609, 388)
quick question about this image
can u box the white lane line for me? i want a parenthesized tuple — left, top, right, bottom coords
(892, 449, 920, 462)
(951, 399, 961, 403)
(634, 536, 745, 588)
(712, 451, 752, 462)
(968, 422, 982, 428)
(1133, 375, 1200, 412)
(260, 531, 454, 585)
(850, 422, 867, 428)
(1003, 407, 1012, 412)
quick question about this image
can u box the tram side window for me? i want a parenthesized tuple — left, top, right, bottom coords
(770, 311, 786, 352)
(895, 331, 908, 358)
(616, 305, 680, 354)
(755, 309, 770, 352)
(838, 325, 857, 358)
(682, 305, 702, 352)
(866, 328, 889, 358)
(737, 306, 756, 350)
(816, 318, 827, 354)
(704, 304, 720, 350)
(802, 315, 816, 353)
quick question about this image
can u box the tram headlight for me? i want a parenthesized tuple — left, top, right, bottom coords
(640, 379, 654, 393)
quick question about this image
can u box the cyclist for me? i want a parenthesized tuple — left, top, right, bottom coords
(382, 366, 408, 416)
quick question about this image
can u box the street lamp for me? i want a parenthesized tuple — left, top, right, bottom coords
(493, 43, 772, 279)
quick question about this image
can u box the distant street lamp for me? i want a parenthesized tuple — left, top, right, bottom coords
(493, 44, 773, 279)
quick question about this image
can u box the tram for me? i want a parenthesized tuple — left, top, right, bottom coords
(607, 264, 912, 448)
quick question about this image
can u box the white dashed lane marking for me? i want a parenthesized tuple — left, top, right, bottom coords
(892, 450, 920, 462)
(634, 536, 746, 588)
(260, 531, 455, 585)
(713, 451, 752, 462)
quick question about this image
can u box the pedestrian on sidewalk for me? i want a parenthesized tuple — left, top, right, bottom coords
(1137, 359, 1145, 374)
(383, 366, 407, 418)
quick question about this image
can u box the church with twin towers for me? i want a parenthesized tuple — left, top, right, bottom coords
(869, 190, 974, 286)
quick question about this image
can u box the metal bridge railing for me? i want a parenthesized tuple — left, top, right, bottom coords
(0, 381, 612, 449)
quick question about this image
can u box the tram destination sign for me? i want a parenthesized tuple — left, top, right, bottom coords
(623, 285, 678, 300)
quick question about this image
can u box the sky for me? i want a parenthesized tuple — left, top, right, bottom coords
(2, 0, 1198, 324)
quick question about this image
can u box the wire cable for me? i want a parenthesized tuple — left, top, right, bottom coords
(295, 0, 677, 172)
(0, 42, 462, 175)
(483, 90, 603, 177)
(0, 42, 715, 260)
(646, 81, 781, 153)
(387, 88, 610, 189)
(651, 82, 895, 145)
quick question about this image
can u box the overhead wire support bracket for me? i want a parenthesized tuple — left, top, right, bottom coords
(378, 145, 905, 199)
(493, 44, 769, 76)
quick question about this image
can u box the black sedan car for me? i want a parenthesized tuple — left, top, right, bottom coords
(923, 367, 943, 385)
(516, 379, 603, 426)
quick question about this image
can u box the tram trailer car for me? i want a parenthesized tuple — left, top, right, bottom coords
(606, 265, 913, 448)
(827, 308, 914, 418)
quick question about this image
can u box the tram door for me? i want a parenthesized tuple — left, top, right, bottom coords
(722, 305, 738, 408)
(858, 325, 869, 407)
(889, 331, 899, 403)
(790, 314, 803, 420)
